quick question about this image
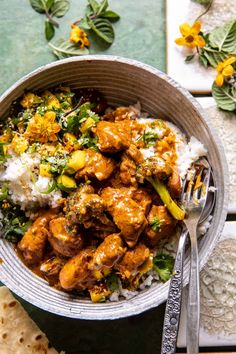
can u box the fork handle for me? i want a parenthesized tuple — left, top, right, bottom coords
(161, 229, 188, 354)
(187, 231, 200, 354)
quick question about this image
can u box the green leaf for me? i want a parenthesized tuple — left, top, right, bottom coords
(88, 17, 114, 44)
(97, 0, 108, 16)
(46, 0, 54, 10)
(50, 0, 70, 17)
(30, 0, 47, 13)
(199, 53, 209, 68)
(199, 46, 235, 68)
(153, 253, 174, 282)
(88, 0, 100, 13)
(212, 82, 236, 111)
(185, 54, 195, 63)
(80, 17, 92, 30)
(49, 39, 89, 59)
(209, 20, 236, 52)
(100, 10, 120, 21)
(45, 19, 55, 41)
(85, 4, 93, 16)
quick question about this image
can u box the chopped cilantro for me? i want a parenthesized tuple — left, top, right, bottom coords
(42, 153, 69, 175)
(142, 130, 159, 147)
(106, 272, 119, 291)
(0, 202, 32, 243)
(153, 253, 174, 282)
(150, 217, 162, 232)
(66, 102, 99, 134)
(0, 184, 9, 201)
(78, 133, 98, 151)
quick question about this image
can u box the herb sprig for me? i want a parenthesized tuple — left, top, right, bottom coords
(30, 0, 70, 40)
(153, 253, 174, 282)
(78, 0, 120, 45)
(0, 185, 32, 243)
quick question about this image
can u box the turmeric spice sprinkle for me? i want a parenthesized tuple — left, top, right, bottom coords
(0, 87, 207, 302)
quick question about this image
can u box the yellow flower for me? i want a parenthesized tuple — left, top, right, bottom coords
(25, 111, 61, 143)
(215, 57, 236, 87)
(20, 92, 41, 108)
(175, 21, 205, 49)
(11, 135, 29, 154)
(69, 24, 90, 48)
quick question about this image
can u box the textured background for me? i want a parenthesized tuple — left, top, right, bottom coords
(0, 1, 167, 353)
(0, 0, 166, 94)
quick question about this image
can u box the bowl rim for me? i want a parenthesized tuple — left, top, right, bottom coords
(0, 55, 229, 319)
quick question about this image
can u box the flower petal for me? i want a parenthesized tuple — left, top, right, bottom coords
(191, 21, 201, 34)
(215, 73, 224, 87)
(195, 35, 206, 48)
(179, 23, 191, 36)
(216, 62, 223, 73)
(223, 56, 236, 67)
(175, 37, 186, 46)
(222, 65, 235, 77)
(186, 42, 197, 49)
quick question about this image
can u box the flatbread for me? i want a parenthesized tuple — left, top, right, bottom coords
(0, 286, 64, 354)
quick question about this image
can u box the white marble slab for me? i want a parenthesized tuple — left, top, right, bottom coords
(166, 0, 236, 93)
(177, 221, 236, 347)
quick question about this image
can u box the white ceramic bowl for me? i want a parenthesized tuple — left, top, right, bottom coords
(0, 56, 228, 319)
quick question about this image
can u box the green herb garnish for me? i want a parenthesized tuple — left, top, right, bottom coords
(0, 203, 32, 243)
(106, 272, 119, 291)
(150, 217, 162, 232)
(142, 130, 159, 147)
(43, 153, 69, 175)
(78, 133, 98, 151)
(0, 184, 9, 201)
(153, 254, 174, 282)
(65, 102, 99, 134)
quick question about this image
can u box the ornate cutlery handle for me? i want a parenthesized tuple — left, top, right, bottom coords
(161, 229, 188, 354)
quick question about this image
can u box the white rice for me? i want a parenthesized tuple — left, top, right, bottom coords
(0, 152, 62, 211)
(166, 121, 207, 179)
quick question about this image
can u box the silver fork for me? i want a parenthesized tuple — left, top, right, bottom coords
(182, 158, 211, 354)
(161, 158, 213, 354)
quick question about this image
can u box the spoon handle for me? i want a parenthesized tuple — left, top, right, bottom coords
(161, 229, 188, 354)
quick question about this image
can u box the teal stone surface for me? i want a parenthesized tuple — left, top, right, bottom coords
(0, 0, 166, 94)
(0, 1, 167, 353)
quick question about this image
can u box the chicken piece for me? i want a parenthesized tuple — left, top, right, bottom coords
(126, 144, 144, 164)
(120, 155, 137, 186)
(95, 120, 131, 153)
(104, 106, 140, 122)
(101, 187, 147, 247)
(59, 248, 96, 290)
(136, 156, 172, 183)
(115, 244, 150, 280)
(18, 211, 56, 266)
(132, 188, 152, 216)
(167, 168, 182, 198)
(75, 148, 116, 181)
(120, 144, 144, 186)
(145, 205, 176, 246)
(40, 256, 66, 285)
(65, 185, 117, 234)
(90, 234, 126, 270)
(49, 217, 84, 257)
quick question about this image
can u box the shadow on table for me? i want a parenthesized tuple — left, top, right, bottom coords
(18, 295, 166, 354)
